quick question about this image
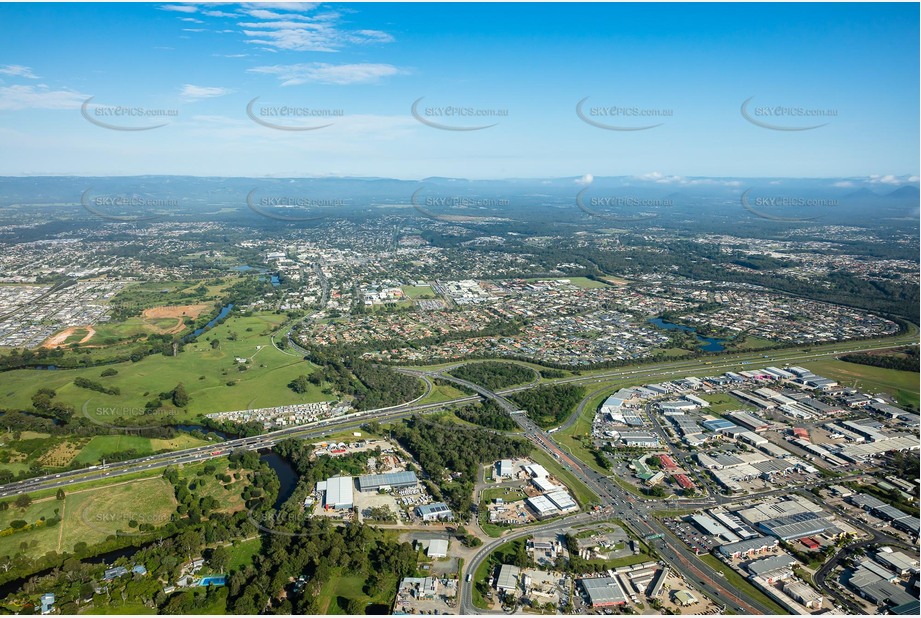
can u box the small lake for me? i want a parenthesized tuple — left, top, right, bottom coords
(648, 317, 726, 352)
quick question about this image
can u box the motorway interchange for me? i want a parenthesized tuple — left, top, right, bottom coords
(0, 332, 916, 614)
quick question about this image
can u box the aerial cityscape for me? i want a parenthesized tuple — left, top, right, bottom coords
(0, 1, 918, 617)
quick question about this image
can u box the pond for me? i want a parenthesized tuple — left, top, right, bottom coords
(259, 451, 299, 509)
(648, 317, 726, 352)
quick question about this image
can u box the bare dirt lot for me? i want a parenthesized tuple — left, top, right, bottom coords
(141, 304, 211, 334)
(42, 326, 96, 348)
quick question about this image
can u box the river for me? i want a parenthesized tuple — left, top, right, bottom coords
(181, 303, 234, 342)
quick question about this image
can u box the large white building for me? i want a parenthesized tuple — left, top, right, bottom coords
(322, 476, 354, 510)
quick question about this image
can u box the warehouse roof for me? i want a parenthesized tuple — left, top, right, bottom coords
(357, 470, 418, 491)
(325, 476, 354, 508)
(580, 576, 628, 606)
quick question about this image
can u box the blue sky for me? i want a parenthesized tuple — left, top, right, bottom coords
(0, 1, 917, 181)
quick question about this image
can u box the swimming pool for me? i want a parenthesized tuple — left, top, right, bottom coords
(198, 576, 226, 587)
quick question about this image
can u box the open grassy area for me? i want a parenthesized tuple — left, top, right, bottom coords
(699, 392, 756, 414)
(698, 554, 788, 615)
(401, 285, 436, 299)
(0, 496, 63, 559)
(72, 435, 155, 465)
(723, 335, 777, 351)
(421, 382, 471, 405)
(0, 311, 329, 423)
(315, 571, 396, 615)
(0, 475, 177, 559)
(802, 358, 919, 409)
(481, 487, 527, 504)
(60, 477, 177, 553)
(65, 433, 209, 467)
(227, 537, 262, 573)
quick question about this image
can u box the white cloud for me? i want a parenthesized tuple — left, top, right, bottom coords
(242, 2, 319, 11)
(180, 17, 204, 23)
(0, 65, 39, 79)
(180, 84, 233, 101)
(201, 9, 239, 18)
(249, 63, 401, 85)
(575, 174, 593, 186)
(159, 4, 199, 13)
(868, 174, 903, 185)
(832, 181, 855, 188)
(237, 14, 393, 52)
(0, 84, 88, 110)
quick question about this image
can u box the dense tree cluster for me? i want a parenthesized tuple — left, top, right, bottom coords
(453, 399, 518, 431)
(840, 347, 919, 373)
(301, 346, 424, 410)
(447, 361, 535, 390)
(388, 416, 531, 517)
(509, 384, 585, 428)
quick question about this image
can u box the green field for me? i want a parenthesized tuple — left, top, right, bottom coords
(481, 487, 527, 504)
(699, 392, 756, 414)
(0, 312, 329, 423)
(71, 434, 208, 467)
(401, 285, 436, 299)
(0, 476, 176, 559)
(803, 358, 919, 409)
(60, 477, 177, 552)
(315, 571, 396, 615)
(72, 435, 156, 465)
(227, 537, 262, 573)
(420, 382, 470, 404)
(724, 335, 777, 351)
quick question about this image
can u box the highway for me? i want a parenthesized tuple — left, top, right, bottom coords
(420, 369, 774, 615)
